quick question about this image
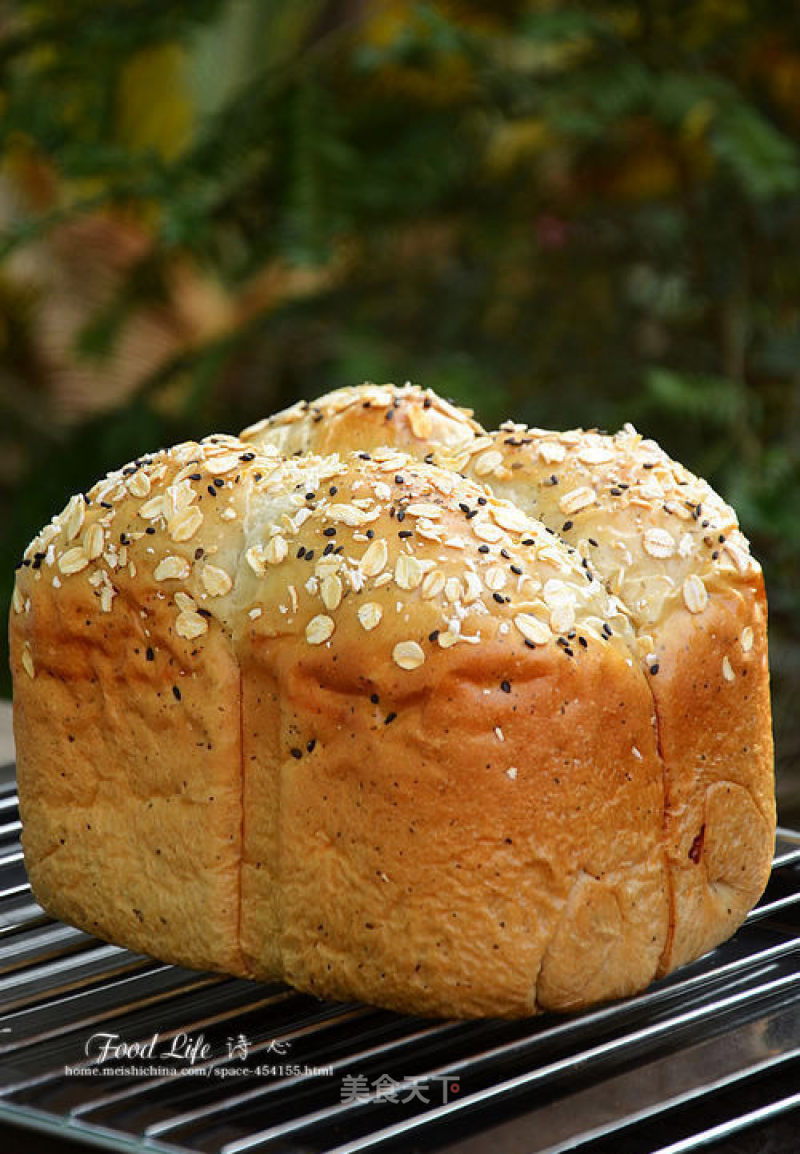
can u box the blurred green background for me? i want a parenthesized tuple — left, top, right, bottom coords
(1, 0, 799, 819)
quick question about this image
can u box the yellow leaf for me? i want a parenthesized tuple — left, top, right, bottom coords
(485, 118, 551, 174)
(116, 43, 193, 160)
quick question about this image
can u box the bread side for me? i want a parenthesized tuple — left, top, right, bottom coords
(450, 423, 775, 972)
(10, 441, 249, 975)
(231, 448, 668, 1015)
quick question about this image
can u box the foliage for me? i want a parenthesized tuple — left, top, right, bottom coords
(2, 0, 800, 707)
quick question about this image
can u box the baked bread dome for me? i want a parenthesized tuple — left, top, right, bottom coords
(240, 382, 482, 458)
(244, 384, 776, 978)
(11, 435, 669, 1017)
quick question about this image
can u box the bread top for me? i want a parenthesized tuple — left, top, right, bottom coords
(237, 382, 762, 655)
(239, 382, 482, 458)
(440, 422, 762, 651)
(12, 435, 641, 682)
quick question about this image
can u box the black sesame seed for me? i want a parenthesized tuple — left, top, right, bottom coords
(240, 452, 256, 462)
(478, 544, 490, 554)
(510, 564, 522, 575)
(384, 712, 398, 725)
(385, 409, 394, 420)
(522, 538, 535, 546)
(524, 640, 536, 649)
(588, 537, 599, 547)
(578, 636, 588, 648)
(146, 647, 155, 661)
(323, 543, 334, 556)
(323, 527, 337, 537)
(370, 693, 380, 704)
(398, 530, 413, 539)
(650, 664, 660, 675)
(189, 473, 202, 481)
(329, 486, 338, 495)
(305, 492, 316, 501)
(145, 526, 156, 535)
(297, 545, 306, 558)
(477, 496, 487, 506)
(207, 486, 217, 497)
(396, 509, 406, 522)
(610, 487, 622, 496)
(500, 680, 511, 693)
(395, 475, 405, 485)
(493, 592, 505, 604)
(172, 686, 182, 701)
(307, 739, 316, 753)
(358, 452, 372, 460)
(366, 529, 375, 539)
(424, 453, 434, 464)
(290, 747, 302, 759)
(428, 629, 440, 642)
(466, 509, 479, 519)
(305, 549, 315, 562)
(213, 477, 225, 488)
(459, 503, 471, 514)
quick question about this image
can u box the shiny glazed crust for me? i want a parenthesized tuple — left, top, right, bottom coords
(247, 386, 775, 977)
(12, 437, 668, 1016)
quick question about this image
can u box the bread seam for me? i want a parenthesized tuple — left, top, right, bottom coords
(649, 688, 676, 976)
(236, 661, 248, 978)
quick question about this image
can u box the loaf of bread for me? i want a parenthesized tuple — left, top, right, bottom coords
(10, 384, 774, 1018)
(242, 383, 776, 978)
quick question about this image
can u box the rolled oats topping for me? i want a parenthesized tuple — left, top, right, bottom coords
(306, 614, 335, 645)
(154, 556, 192, 582)
(682, 574, 708, 614)
(201, 564, 233, 597)
(559, 486, 597, 516)
(320, 573, 343, 611)
(359, 538, 388, 577)
(357, 602, 383, 631)
(169, 506, 204, 543)
(514, 613, 551, 645)
(642, 528, 676, 559)
(58, 547, 90, 576)
(175, 610, 209, 640)
(393, 640, 426, 670)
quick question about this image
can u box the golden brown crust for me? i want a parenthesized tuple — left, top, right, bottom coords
(11, 381, 775, 1017)
(10, 546, 246, 976)
(246, 385, 776, 976)
(12, 434, 669, 1017)
(239, 382, 481, 458)
(268, 632, 666, 1016)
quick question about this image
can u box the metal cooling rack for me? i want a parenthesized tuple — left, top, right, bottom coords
(1, 777, 799, 1154)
